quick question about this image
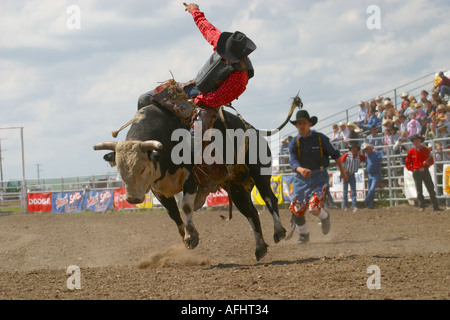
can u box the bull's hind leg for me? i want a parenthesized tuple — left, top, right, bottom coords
(251, 170, 286, 244)
(230, 184, 268, 261)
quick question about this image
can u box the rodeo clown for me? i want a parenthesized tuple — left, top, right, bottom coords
(288, 110, 348, 244)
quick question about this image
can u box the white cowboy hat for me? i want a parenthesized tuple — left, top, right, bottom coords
(382, 119, 393, 126)
(339, 122, 346, 127)
(346, 122, 357, 129)
(401, 92, 409, 98)
(361, 143, 374, 151)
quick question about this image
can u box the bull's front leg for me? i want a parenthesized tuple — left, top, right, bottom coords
(156, 194, 185, 239)
(181, 174, 199, 249)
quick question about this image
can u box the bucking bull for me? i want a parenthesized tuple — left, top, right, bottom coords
(94, 88, 302, 261)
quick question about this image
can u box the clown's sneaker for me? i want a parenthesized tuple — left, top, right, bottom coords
(321, 214, 331, 235)
(297, 233, 310, 244)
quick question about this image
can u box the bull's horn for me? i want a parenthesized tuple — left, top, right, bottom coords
(140, 140, 163, 152)
(93, 142, 118, 151)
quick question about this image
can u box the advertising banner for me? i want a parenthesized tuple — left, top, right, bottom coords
(252, 175, 284, 205)
(137, 193, 154, 209)
(206, 188, 229, 207)
(328, 169, 365, 201)
(27, 193, 52, 213)
(52, 191, 83, 213)
(83, 189, 114, 213)
(444, 164, 450, 198)
(113, 187, 135, 210)
(404, 166, 436, 199)
(282, 176, 295, 202)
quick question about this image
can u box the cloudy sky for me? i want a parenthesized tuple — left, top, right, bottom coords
(1, 0, 449, 181)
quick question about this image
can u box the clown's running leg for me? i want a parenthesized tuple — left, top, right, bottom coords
(309, 185, 331, 235)
(289, 200, 310, 244)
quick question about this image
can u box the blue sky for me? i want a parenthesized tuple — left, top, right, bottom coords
(1, 0, 449, 181)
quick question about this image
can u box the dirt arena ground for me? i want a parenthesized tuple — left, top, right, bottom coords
(0, 205, 448, 302)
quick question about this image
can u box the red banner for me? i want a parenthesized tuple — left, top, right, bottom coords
(27, 193, 52, 213)
(206, 188, 229, 207)
(113, 187, 135, 210)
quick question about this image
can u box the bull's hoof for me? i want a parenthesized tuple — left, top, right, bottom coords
(183, 225, 199, 250)
(184, 235, 199, 250)
(273, 228, 287, 244)
(255, 243, 269, 261)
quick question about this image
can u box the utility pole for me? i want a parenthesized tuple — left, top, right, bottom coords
(0, 136, 4, 190)
(35, 164, 42, 185)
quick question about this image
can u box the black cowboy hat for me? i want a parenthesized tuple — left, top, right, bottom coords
(290, 110, 318, 126)
(409, 134, 425, 143)
(348, 142, 361, 150)
(217, 31, 256, 63)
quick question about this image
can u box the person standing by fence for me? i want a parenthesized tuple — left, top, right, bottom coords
(362, 143, 384, 209)
(405, 134, 443, 212)
(340, 143, 366, 212)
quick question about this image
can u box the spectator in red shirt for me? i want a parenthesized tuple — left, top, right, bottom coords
(405, 134, 442, 211)
(433, 71, 450, 99)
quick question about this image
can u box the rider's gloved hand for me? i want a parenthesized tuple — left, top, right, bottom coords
(183, 3, 199, 12)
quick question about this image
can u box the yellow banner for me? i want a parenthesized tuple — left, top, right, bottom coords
(252, 175, 284, 205)
(137, 193, 153, 209)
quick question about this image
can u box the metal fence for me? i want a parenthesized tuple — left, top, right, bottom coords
(0, 173, 124, 214)
(278, 136, 450, 207)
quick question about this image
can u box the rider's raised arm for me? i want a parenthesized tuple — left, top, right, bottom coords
(187, 6, 221, 50)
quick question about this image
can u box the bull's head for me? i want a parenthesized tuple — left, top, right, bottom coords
(93, 140, 163, 204)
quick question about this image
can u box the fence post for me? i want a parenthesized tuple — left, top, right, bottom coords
(394, 89, 398, 109)
(385, 147, 393, 207)
(431, 142, 439, 197)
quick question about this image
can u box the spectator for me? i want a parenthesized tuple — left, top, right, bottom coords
(338, 122, 350, 148)
(346, 122, 359, 143)
(433, 71, 450, 99)
(434, 104, 447, 123)
(365, 125, 383, 148)
(419, 117, 429, 136)
(425, 100, 436, 118)
(330, 124, 340, 145)
(431, 94, 443, 107)
(425, 120, 437, 140)
(340, 143, 366, 212)
(376, 104, 385, 120)
(383, 101, 396, 120)
(402, 100, 415, 118)
(358, 108, 381, 132)
(375, 96, 383, 107)
(405, 134, 442, 212)
(400, 92, 410, 111)
(362, 143, 384, 209)
(409, 95, 418, 108)
(419, 90, 429, 105)
(397, 114, 408, 134)
(414, 103, 426, 121)
(407, 112, 421, 136)
(356, 101, 368, 126)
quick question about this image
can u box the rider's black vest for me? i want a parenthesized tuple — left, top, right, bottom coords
(195, 51, 254, 94)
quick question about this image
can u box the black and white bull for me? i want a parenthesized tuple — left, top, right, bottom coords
(94, 104, 286, 261)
